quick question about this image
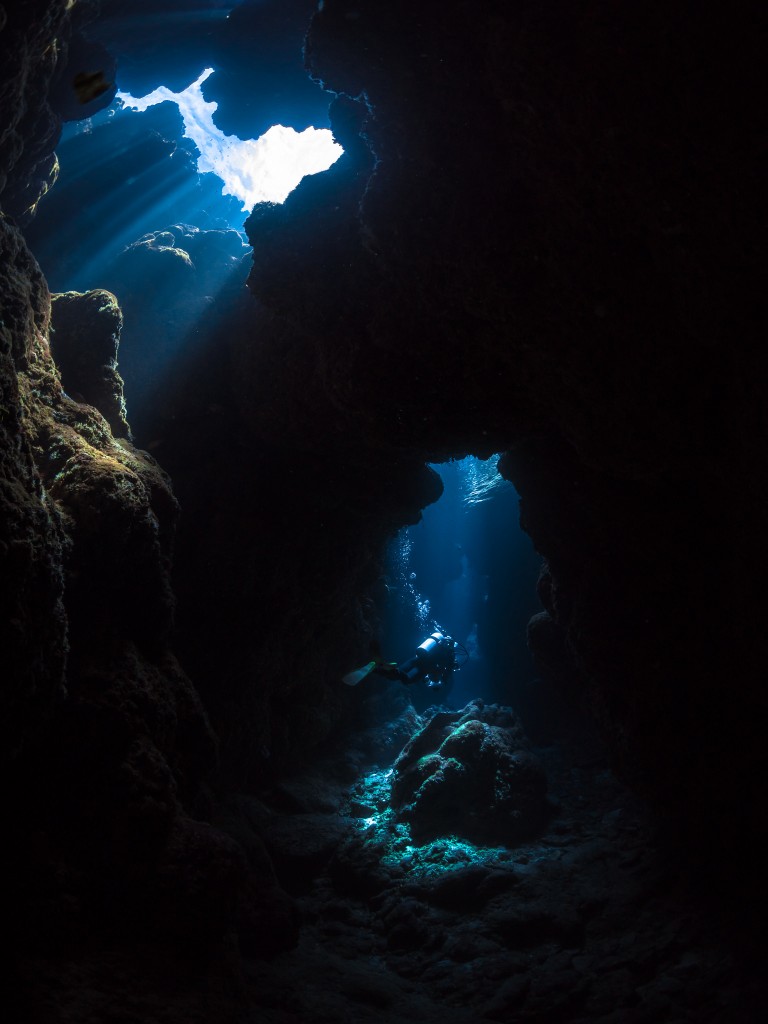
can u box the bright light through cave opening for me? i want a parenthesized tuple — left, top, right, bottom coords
(381, 455, 543, 713)
(117, 68, 344, 209)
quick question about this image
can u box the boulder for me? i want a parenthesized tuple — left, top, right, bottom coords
(391, 702, 548, 844)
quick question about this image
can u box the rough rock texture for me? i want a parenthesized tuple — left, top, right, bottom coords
(0, 0, 67, 218)
(0, 213, 252, 966)
(240, 716, 762, 1024)
(0, 0, 115, 221)
(391, 703, 548, 843)
(2, 129, 294, 1024)
(50, 289, 130, 438)
(0, 216, 67, 759)
(66, 219, 444, 788)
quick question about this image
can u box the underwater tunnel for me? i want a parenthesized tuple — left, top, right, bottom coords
(381, 456, 543, 713)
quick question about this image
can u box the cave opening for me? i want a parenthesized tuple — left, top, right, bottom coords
(116, 67, 344, 213)
(22, 0, 346, 290)
(378, 455, 542, 714)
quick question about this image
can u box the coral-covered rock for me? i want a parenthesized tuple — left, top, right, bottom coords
(1, 206, 229, 969)
(24, 395, 179, 648)
(0, 219, 68, 757)
(50, 289, 130, 438)
(392, 702, 547, 843)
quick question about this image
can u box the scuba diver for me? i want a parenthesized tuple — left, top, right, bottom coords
(343, 631, 468, 693)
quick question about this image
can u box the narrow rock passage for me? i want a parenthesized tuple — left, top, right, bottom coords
(240, 699, 759, 1023)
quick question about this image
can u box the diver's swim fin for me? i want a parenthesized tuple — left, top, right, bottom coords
(343, 659, 402, 686)
(342, 661, 378, 686)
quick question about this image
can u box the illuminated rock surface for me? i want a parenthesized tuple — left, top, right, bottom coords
(240, 706, 760, 1022)
(390, 702, 548, 844)
(50, 289, 130, 438)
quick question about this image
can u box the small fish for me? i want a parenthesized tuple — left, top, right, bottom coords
(73, 70, 112, 104)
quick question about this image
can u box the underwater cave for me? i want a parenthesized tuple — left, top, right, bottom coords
(2, 1, 765, 1021)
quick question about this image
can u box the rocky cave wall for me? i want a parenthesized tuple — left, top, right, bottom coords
(1, 0, 766, 990)
(1, 0, 297, 972)
(243, 0, 766, 852)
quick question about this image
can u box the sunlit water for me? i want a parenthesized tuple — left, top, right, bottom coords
(117, 68, 343, 208)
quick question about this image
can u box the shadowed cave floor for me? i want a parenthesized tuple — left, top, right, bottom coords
(239, 698, 761, 1024)
(17, 695, 761, 1023)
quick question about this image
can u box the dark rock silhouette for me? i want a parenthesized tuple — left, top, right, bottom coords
(50, 289, 130, 438)
(392, 702, 548, 843)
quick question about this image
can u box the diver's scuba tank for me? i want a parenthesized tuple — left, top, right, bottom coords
(416, 631, 452, 658)
(416, 631, 457, 687)
(342, 632, 458, 688)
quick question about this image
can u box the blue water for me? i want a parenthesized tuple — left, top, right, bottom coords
(382, 456, 543, 709)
